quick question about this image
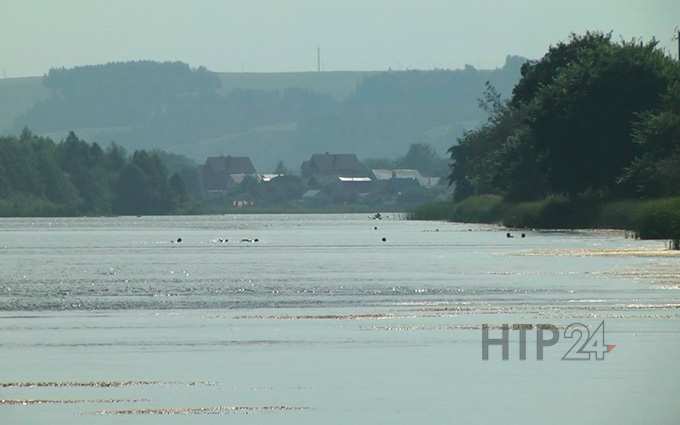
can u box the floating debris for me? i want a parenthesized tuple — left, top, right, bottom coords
(90, 405, 309, 416)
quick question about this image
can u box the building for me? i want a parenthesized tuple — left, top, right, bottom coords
(372, 168, 441, 188)
(301, 153, 374, 201)
(259, 173, 284, 183)
(301, 153, 373, 185)
(201, 155, 257, 194)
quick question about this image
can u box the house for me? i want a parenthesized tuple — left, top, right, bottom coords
(301, 153, 374, 200)
(301, 153, 373, 185)
(259, 173, 284, 183)
(201, 155, 257, 194)
(372, 168, 441, 189)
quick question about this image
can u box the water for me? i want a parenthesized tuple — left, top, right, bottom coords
(0, 214, 678, 424)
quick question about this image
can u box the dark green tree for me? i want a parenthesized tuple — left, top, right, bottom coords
(449, 32, 679, 202)
(528, 38, 674, 196)
(113, 163, 151, 215)
(168, 173, 190, 210)
(397, 143, 448, 177)
(274, 161, 290, 175)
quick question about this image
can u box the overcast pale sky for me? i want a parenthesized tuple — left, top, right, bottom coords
(1, 0, 678, 77)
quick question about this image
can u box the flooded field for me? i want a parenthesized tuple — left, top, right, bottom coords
(0, 214, 679, 424)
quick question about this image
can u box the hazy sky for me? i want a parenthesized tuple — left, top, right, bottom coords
(2, 0, 679, 77)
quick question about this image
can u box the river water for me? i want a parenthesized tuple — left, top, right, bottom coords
(0, 214, 678, 424)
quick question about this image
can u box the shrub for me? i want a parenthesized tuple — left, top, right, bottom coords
(453, 195, 504, 223)
(633, 198, 680, 240)
(409, 201, 456, 221)
(502, 196, 599, 228)
(597, 200, 645, 229)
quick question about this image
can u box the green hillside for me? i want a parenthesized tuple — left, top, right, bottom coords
(0, 70, 373, 132)
(1, 58, 525, 170)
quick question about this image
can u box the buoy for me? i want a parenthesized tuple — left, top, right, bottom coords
(521, 233, 526, 238)
(381, 237, 387, 242)
(374, 226, 378, 230)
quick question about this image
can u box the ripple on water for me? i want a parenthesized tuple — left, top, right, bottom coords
(0, 381, 215, 388)
(90, 405, 309, 416)
(0, 399, 149, 406)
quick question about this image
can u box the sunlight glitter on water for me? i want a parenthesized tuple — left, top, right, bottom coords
(1, 215, 679, 425)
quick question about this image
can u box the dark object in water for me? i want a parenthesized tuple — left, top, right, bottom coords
(372, 212, 382, 220)
(381, 237, 387, 242)
(506, 233, 513, 238)
(521, 233, 526, 238)
(374, 226, 378, 230)
(176, 238, 182, 243)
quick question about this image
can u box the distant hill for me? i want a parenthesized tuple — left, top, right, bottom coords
(217, 71, 377, 100)
(0, 76, 48, 131)
(1, 57, 526, 170)
(0, 70, 374, 132)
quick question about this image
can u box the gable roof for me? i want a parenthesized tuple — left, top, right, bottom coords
(204, 155, 256, 174)
(302, 153, 369, 177)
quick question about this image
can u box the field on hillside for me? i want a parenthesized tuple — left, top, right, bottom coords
(217, 71, 376, 99)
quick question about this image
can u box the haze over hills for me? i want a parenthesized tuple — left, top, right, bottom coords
(0, 57, 526, 170)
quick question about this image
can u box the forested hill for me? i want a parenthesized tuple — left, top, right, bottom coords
(2, 57, 525, 169)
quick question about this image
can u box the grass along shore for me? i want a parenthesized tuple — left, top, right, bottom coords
(410, 195, 680, 249)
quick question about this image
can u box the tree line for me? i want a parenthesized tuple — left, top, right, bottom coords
(0, 129, 189, 216)
(449, 32, 680, 202)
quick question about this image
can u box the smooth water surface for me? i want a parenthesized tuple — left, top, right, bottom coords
(1, 214, 679, 424)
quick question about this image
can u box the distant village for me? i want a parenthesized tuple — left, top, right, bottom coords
(199, 152, 448, 209)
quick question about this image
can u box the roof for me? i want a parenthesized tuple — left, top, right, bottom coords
(338, 176, 372, 182)
(392, 169, 422, 180)
(259, 173, 283, 182)
(370, 168, 440, 187)
(372, 169, 394, 180)
(302, 153, 370, 177)
(204, 155, 256, 175)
